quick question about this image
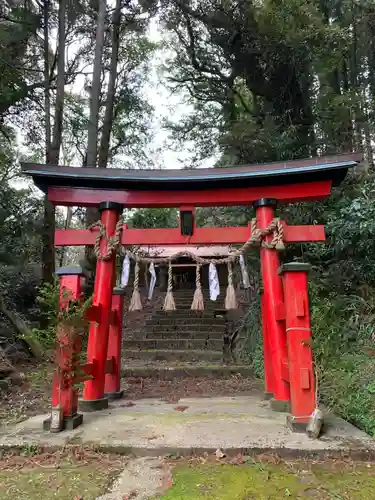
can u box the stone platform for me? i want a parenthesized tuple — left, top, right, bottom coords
(0, 396, 374, 459)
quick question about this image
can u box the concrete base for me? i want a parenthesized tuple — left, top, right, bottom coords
(264, 392, 274, 401)
(105, 389, 124, 401)
(43, 413, 83, 432)
(270, 399, 290, 413)
(2, 396, 375, 460)
(78, 397, 108, 412)
(286, 415, 308, 433)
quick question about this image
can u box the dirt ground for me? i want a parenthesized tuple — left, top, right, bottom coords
(0, 361, 261, 425)
(0, 361, 52, 426)
(123, 373, 262, 403)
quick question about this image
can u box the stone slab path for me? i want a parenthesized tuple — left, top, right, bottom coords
(0, 396, 374, 458)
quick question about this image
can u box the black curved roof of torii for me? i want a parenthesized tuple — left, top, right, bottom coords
(21, 153, 362, 192)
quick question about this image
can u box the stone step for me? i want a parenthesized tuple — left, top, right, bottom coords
(144, 325, 226, 334)
(154, 305, 224, 312)
(148, 317, 225, 326)
(124, 339, 223, 351)
(155, 294, 221, 301)
(153, 310, 225, 318)
(121, 364, 254, 379)
(143, 331, 224, 340)
(125, 349, 223, 362)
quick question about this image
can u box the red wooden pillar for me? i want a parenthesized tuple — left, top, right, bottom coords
(254, 198, 290, 411)
(44, 266, 86, 431)
(105, 287, 126, 400)
(80, 201, 123, 412)
(260, 283, 274, 399)
(279, 263, 316, 431)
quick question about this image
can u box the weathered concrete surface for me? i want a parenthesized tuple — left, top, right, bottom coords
(97, 457, 171, 500)
(0, 396, 374, 458)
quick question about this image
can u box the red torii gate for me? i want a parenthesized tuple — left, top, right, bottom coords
(22, 152, 361, 433)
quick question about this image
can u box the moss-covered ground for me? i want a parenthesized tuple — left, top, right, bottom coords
(158, 457, 375, 499)
(1, 450, 375, 499)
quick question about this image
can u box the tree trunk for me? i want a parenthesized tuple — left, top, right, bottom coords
(86, 0, 107, 170)
(41, 0, 54, 284)
(98, 0, 122, 169)
(84, 0, 107, 289)
(362, 103, 373, 169)
(0, 292, 43, 360)
(42, 0, 67, 282)
(50, 0, 66, 165)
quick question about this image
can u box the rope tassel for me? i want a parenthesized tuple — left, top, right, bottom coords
(225, 262, 238, 310)
(274, 220, 285, 251)
(163, 260, 176, 312)
(191, 264, 204, 312)
(129, 261, 142, 312)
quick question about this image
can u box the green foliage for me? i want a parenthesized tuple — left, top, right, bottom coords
(30, 279, 60, 349)
(310, 285, 375, 437)
(161, 0, 374, 164)
(0, 133, 43, 329)
(0, 2, 41, 124)
(127, 208, 178, 229)
(31, 279, 92, 350)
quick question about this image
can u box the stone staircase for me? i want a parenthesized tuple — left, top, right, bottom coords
(124, 289, 226, 363)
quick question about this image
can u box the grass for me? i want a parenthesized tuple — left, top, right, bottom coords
(158, 459, 375, 499)
(0, 464, 112, 500)
(0, 449, 125, 500)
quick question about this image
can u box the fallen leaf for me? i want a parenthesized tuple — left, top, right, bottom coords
(215, 448, 226, 459)
(121, 402, 135, 408)
(174, 405, 188, 412)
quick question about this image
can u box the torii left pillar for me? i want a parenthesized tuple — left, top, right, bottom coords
(44, 266, 86, 431)
(79, 201, 123, 412)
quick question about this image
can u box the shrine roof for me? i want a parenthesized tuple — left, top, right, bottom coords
(137, 245, 231, 258)
(21, 152, 361, 192)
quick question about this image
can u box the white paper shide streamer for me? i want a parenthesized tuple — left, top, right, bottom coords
(148, 262, 157, 300)
(239, 254, 250, 289)
(120, 254, 130, 288)
(209, 263, 220, 301)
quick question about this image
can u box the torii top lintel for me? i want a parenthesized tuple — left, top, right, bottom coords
(21, 152, 361, 208)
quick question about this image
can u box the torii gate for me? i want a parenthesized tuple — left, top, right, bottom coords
(22, 152, 361, 433)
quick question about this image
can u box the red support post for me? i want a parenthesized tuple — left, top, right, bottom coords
(80, 201, 123, 412)
(255, 198, 290, 412)
(279, 263, 316, 432)
(44, 266, 86, 432)
(104, 287, 126, 400)
(260, 284, 274, 399)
